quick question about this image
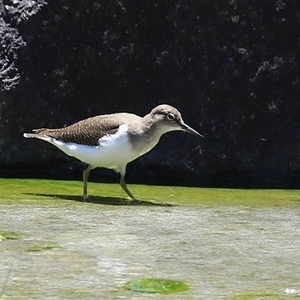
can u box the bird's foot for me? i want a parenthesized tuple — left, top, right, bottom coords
(128, 198, 142, 205)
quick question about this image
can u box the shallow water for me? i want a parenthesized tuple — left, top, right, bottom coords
(1, 202, 300, 299)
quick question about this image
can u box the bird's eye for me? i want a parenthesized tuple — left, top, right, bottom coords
(167, 113, 175, 121)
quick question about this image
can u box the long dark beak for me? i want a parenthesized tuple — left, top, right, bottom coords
(180, 122, 204, 137)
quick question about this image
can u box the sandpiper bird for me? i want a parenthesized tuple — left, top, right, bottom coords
(24, 104, 202, 200)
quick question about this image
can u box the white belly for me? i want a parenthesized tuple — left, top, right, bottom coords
(43, 125, 141, 170)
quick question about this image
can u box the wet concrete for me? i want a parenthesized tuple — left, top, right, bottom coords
(1, 202, 300, 299)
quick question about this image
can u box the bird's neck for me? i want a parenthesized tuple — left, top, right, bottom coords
(127, 114, 166, 155)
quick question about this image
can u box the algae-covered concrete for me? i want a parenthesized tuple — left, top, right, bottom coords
(1, 200, 300, 299)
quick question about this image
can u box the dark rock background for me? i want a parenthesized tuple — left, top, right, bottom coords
(1, 0, 300, 187)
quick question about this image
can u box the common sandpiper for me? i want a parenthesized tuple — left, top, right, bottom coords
(23, 104, 202, 200)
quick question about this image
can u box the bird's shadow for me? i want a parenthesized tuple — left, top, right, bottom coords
(23, 193, 174, 207)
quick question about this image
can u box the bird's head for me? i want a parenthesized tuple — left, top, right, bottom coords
(149, 104, 203, 137)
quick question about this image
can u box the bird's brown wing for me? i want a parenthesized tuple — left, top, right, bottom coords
(30, 113, 141, 146)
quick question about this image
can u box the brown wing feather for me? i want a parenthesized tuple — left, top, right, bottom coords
(31, 113, 141, 146)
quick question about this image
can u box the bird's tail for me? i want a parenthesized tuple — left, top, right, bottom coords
(23, 128, 53, 142)
(23, 128, 49, 138)
(23, 133, 36, 138)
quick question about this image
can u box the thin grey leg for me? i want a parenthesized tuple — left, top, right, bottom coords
(83, 165, 93, 201)
(119, 165, 136, 200)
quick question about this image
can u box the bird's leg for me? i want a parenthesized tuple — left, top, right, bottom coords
(83, 165, 93, 201)
(119, 166, 136, 200)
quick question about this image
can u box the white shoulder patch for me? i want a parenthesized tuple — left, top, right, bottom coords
(98, 124, 128, 146)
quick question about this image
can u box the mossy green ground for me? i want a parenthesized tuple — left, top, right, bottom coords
(0, 178, 299, 207)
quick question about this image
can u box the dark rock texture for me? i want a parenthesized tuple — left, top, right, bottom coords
(1, 0, 300, 186)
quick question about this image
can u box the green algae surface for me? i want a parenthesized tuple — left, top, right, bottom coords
(26, 244, 62, 252)
(0, 231, 22, 241)
(124, 278, 189, 294)
(0, 178, 300, 207)
(225, 290, 299, 299)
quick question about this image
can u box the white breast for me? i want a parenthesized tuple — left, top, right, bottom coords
(43, 124, 141, 170)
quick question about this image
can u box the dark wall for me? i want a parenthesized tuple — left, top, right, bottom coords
(1, 0, 300, 186)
